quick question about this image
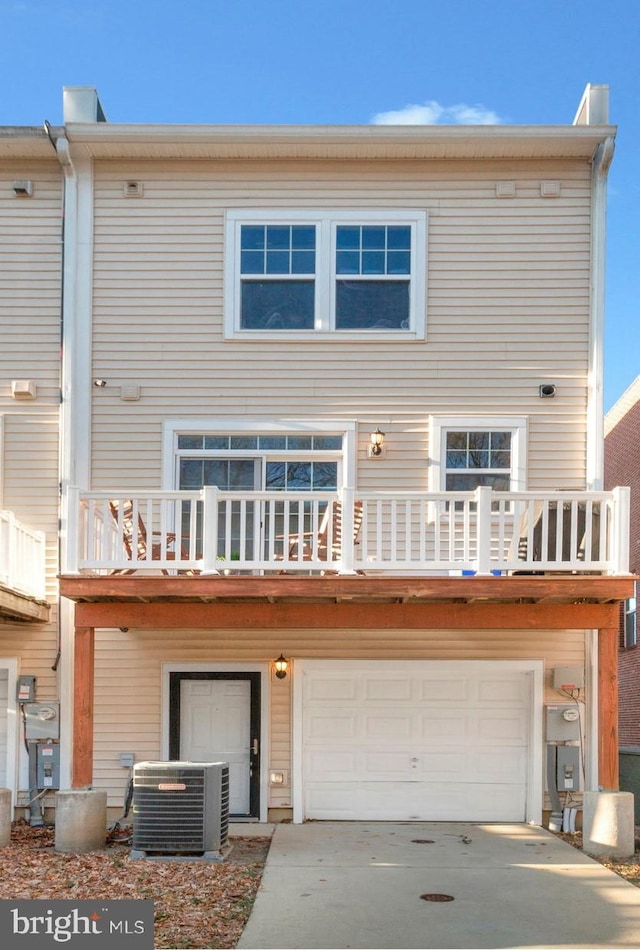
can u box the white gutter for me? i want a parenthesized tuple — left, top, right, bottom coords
(586, 135, 615, 490)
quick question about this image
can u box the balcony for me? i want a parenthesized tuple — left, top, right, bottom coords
(0, 510, 49, 622)
(65, 486, 631, 578)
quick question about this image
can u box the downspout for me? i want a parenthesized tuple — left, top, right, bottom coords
(585, 135, 615, 490)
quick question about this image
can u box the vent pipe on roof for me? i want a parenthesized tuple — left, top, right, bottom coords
(573, 84, 609, 126)
(63, 86, 107, 123)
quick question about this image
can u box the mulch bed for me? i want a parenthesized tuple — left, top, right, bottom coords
(0, 820, 271, 949)
(556, 829, 640, 887)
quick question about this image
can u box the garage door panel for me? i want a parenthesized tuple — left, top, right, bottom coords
(304, 781, 527, 822)
(364, 678, 413, 701)
(419, 678, 469, 702)
(419, 712, 468, 741)
(301, 662, 531, 822)
(470, 747, 528, 781)
(418, 751, 467, 781)
(364, 712, 412, 740)
(477, 711, 528, 742)
(478, 678, 528, 703)
(306, 678, 358, 701)
(306, 712, 356, 739)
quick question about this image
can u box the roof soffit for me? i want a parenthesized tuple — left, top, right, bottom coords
(65, 123, 616, 163)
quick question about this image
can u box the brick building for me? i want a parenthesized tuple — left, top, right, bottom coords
(605, 376, 640, 747)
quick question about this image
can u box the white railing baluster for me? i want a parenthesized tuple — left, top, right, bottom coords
(63, 486, 629, 577)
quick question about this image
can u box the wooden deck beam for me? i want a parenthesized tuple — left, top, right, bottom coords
(59, 573, 635, 605)
(73, 600, 620, 630)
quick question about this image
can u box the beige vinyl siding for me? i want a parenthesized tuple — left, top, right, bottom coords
(0, 161, 61, 594)
(92, 625, 586, 808)
(0, 622, 58, 694)
(0, 160, 61, 750)
(90, 158, 592, 492)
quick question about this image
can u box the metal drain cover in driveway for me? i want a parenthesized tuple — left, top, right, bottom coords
(420, 893, 455, 902)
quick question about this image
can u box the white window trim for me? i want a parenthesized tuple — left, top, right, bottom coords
(163, 419, 357, 489)
(224, 209, 427, 341)
(429, 415, 528, 492)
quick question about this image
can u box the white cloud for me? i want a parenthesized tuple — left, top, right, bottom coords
(371, 100, 504, 126)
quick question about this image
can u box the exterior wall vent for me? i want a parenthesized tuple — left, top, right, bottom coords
(541, 181, 561, 198)
(496, 181, 516, 198)
(11, 380, 37, 400)
(13, 180, 33, 197)
(124, 181, 143, 197)
(120, 385, 141, 401)
(131, 761, 230, 861)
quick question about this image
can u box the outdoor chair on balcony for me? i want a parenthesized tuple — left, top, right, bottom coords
(276, 500, 365, 574)
(108, 500, 199, 575)
(513, 499, 601, 572)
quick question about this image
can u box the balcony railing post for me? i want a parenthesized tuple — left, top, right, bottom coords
(610, 486, 630, 575)
(339, 486, 356, 574)
(65, 487, 80, 574)
(475, 486, 493, 576)
(202, 486, 221, 575)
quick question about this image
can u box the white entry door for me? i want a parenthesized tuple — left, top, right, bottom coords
(297, 659, 540, 822)
(180, 679, 251, 815)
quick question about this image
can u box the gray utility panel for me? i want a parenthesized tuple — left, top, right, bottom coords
(545, 704, 581, 742)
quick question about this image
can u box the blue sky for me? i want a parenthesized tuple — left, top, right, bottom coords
(1, 0, 638, 411)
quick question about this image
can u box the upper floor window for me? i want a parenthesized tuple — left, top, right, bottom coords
(225, 210, 427, 340)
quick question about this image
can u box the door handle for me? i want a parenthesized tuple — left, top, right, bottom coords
(252, 738, 259, 756)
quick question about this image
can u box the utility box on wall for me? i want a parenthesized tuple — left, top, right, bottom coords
(546, 704, 581, 742)
(556, 745, 581, 791)
(36, 743, 60, 790)
(24, 703, 60, 740)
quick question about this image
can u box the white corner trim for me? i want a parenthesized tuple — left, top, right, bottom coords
(0, 658, 18, 809)
(586, 136, 615, 490)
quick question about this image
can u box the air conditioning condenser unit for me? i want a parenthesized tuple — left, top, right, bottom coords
(131, 760, 230, 861)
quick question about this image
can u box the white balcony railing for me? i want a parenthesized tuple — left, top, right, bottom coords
(0, 510, 48, 599)
(65, 486, 631, 577)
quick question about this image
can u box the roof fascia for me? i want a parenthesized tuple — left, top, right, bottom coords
(64, 122, 615, 160)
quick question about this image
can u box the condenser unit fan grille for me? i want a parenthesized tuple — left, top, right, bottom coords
(132, 762, 229, 855)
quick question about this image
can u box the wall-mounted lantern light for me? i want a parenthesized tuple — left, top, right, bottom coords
(274, 654, 289, 679)
(369, 427, 386, 457)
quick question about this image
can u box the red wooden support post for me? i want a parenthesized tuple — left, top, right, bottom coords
(598, 625, 619, 791)
(72, 625, 95, 788)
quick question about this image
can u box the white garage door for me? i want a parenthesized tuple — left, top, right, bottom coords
(298, 660, 536, 822)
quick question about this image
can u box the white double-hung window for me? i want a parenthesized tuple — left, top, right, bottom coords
(429, 416, 528, 495)
(224, 210, 427, 339)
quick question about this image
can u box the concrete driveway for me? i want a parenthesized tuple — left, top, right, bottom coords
(237, 821, 640, 949)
